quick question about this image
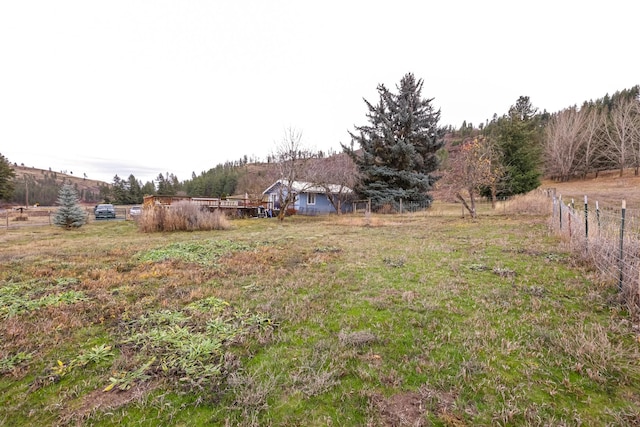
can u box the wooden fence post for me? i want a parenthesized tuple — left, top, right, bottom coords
(559, 196, 563, 231)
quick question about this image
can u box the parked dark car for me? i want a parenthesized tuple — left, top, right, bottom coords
(95, 204, 116, 219)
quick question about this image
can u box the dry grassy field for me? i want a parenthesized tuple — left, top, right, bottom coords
(1, 187, 640, 426)
(542, 169, 640, 212)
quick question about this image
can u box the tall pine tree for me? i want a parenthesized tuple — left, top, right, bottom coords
(342, 73, 444, 209)
(486, 96, 543, 197)
(0, 153, 16, 201)
(126, 174, 143, 203)
(53, 184, 87, 228)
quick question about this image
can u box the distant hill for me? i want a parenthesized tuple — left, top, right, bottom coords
(10, 165, 109, 206)
(235, 162, 280, 197)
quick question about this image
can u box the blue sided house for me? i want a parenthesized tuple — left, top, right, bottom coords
(262, 179, 353, 215)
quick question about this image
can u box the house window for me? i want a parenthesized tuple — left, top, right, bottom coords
(307, 192, 316, 205)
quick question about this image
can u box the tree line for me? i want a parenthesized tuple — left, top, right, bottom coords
(1, 78, 638, 211)
(543, 86, 640, 181)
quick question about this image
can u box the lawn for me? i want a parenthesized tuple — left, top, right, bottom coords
(1, 207, 639, 426)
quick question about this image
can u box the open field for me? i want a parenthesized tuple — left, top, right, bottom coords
(0, 206, 138, 228)
(1, 206, 640, 426)
(541, 169, 640, 214)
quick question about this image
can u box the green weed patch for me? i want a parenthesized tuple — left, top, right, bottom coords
(136, 239, 254, 266)
(107, 300, 275, 393)
(0, 279, 87, 319)
(0, 351, 33, 374)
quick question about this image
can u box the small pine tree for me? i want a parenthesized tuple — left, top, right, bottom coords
(53, 184, 87, 228)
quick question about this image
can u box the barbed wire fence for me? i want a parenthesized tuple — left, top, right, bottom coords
(550, 194, 640, 317)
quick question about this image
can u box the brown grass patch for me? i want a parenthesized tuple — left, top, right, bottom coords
(339, 330, 379, 347)
(332, 213, 387, 227)
(551, 322, 640, 384)
(370, 391, 427, 426)
(221, 246, 280, 276)
(497, 191, 553, 216)
(543, 169, 640, 210)
(62, 381, 157, 425)
(137, 202, 232, 232)
(369, 385, 464, 427)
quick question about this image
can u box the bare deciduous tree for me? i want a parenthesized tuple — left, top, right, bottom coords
(307, 152, 358, 214)
(449, 136, 500, 218)
(577, 107, 606, 178)
(544, 106, 587, 181)
(273, 127, 313, 220)
(602, 97, 639, 177)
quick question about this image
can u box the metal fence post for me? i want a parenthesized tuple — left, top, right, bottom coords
(584, 195, 588, 241)
(618, 200, 626, 292)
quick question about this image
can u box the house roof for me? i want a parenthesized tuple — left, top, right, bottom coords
(262, 179, 352, 195)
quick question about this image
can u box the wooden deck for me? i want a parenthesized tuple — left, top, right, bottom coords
(142, 195, 268, 217)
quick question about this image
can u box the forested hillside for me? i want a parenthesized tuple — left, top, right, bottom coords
(9, 165, 109, 206)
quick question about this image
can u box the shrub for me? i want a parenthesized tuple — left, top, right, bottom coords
(137, 202, 231, 232)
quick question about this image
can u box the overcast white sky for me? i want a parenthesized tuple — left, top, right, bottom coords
(1, 1, 637, 184)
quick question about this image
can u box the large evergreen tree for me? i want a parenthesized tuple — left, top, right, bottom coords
(111, 175, 127, 204)
(126, 174, 143, 203)
(0, 153, 16, 201)
(486, 96, 543, 197)
(53, 184, 86, 228)
(342, 73, 445, 209)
